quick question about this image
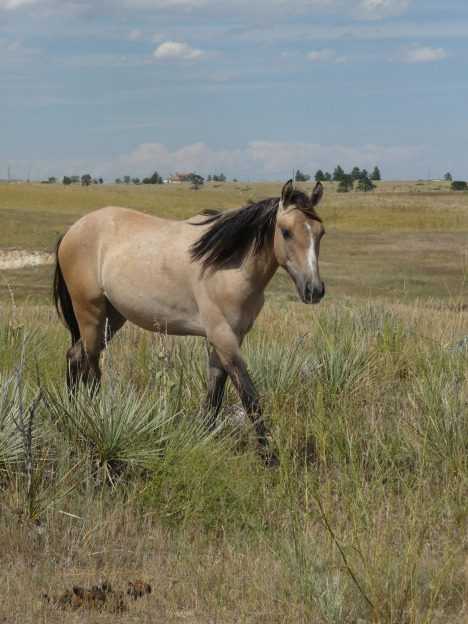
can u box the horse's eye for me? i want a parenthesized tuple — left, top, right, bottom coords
(281, 228, 291, 240)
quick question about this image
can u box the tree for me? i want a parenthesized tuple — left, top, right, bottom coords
(323, 172, 332, 181)
(191, 174, 204, 190)
(370, 166, 381, 181)
(333, 165, 345, 181)
(132, 177, 140, 185)
(115, 178, 122, 184)
(48, 176, 57, 184)
(142, 171, 163, 184)
(70, 175, 80, 184)
(444, 172, 452, 181)
(350, 166, 361, 181)
(451, 180, 467, 191)
(99, 178, 104, 184)
(314, 169, 324, 182)
(123, 175, 131, 185)
(337, 175, 353, 193)
(356, 177, 376, 192)
(213, 173, 227, 182)
(295, 170, 310, 182)
(81, 174, 92, 186)
(63, 176, 71, 186)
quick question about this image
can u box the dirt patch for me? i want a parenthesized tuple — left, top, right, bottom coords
(0, 249, 54, 270)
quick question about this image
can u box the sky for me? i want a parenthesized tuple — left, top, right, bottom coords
(1, 0, 467, 182)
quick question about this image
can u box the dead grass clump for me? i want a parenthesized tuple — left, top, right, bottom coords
(42, 580, 151, 613)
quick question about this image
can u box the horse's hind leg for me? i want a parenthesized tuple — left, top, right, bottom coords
(67, 299, 125, 395)
(66, 339, 88, 395)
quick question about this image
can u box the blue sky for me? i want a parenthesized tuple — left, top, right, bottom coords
(1, 0, 467, 181)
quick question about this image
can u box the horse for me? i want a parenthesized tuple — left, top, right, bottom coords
(53, 180, 325, 460)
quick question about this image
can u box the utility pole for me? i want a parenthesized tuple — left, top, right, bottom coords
(8, 166, 10, 183)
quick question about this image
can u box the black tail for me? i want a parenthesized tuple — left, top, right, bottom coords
(53, 232, 80, 345)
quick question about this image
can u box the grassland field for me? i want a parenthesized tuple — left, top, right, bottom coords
(0, 180, 467, 623)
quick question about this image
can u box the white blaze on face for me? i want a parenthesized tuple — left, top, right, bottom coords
(305, 222, 318, 276)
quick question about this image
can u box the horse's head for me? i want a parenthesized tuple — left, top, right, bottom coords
(274, 180, 325, 304)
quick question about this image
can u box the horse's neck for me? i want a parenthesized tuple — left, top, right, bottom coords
(244, 244, 279, 292)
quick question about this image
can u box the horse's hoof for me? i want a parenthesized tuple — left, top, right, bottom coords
(261, 450, 279, 469)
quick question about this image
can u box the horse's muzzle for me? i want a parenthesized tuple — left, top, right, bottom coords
(303, 280, 325, 304)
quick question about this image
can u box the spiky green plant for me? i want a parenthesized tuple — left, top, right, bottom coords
(46, 384, 177, 480)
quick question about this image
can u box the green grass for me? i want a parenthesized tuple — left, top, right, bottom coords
(0, 182, 467, 623)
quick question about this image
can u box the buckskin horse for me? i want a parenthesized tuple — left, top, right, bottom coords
(53, 180, 325, 461)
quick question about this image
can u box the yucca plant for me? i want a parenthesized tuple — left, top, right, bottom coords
(244, 331, 316, 396)
(0, 373, 24, 466)
(46, 383, 177, 481)
(0, 333, 82, 524)
(406, 358, 468, 474)
(311, 333, 378, 400)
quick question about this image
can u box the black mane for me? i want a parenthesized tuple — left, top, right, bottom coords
(189, 189, 320, 269)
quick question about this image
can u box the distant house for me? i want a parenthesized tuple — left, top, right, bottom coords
(168, 173, 194, 183)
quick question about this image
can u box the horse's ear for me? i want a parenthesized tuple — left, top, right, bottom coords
(310, 181, 323, 207)
(280, 180, 294, 210)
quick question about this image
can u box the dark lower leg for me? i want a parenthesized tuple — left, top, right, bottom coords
(204, 349, 228, 429)
(66, 340, 101, 397)
(226, 361, 269, 450)
(66, 341, 86, 397)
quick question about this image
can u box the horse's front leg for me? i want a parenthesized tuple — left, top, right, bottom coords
(209, 331, 269, 454)
(205, 349, 228, 429)
(230, 357, 268, 451)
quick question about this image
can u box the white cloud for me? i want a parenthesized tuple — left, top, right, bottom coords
(245, 140, 422, 175)
(1, 0, 41, 8)
(306, 48, 348, 64)
(350, 0, 411, 21)
(0, 0, 412, 21)
(153, 41, 219, 62)
(280, 50, 299, 61)
(0, 37, 21, 52)
(387, 43, 454, 63)
(126, 29, 143, 41)
(105, 142, 243, 178)
(94, 140, 426, 181)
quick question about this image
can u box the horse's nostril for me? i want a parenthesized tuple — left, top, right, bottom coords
(306, 281, 325, 302)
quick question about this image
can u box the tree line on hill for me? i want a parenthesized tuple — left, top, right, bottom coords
(63, 175, 103, 186)
(58, 169, 467, 191)
(295, 166, 381, 193)
(59, 172, 236, 187)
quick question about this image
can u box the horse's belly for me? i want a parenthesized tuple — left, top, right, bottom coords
(110, 293, 206, 337)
